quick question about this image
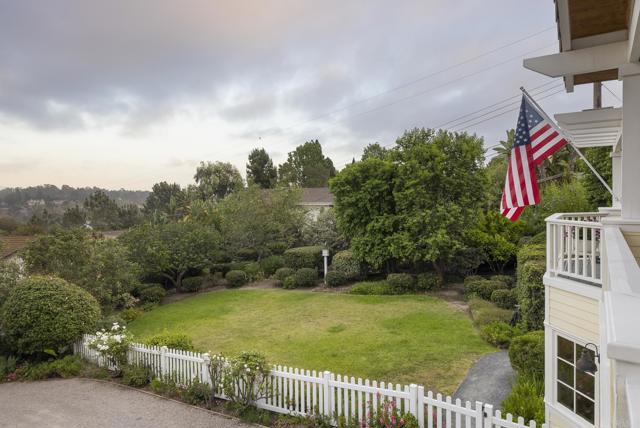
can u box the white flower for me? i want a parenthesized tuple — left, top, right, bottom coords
(246, 368, 251, 373)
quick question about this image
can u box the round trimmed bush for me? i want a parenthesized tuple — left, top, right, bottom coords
(416, 272, 443, 291)
(242, 262, 262, 281)
(491, 289, 517, 309)
(283, 276, 296, 289)
(283, 246, 323, 269)
(509, 331, 544, 376)
(237, 248, 258, 261)
(480, 321, 522, 349)
(211, 263, 232, 275)
(138, 284, 166, 304)
(325, 270, 346, 287)
(386, 273, 414, 293)
(273, 267, 295, 283)
(294, 268, 318, 288)
(143, 331, 196, 351)
(464, 275, 484, 285)
(490, 274, 515, 288)
(259, 255, 285, 276)
(331, 250, 361, 280)
(2, 275, 101, 356)
(475, 280, 509, 300)
(225, 270, 248, 288)
(181, 276, 204, 293)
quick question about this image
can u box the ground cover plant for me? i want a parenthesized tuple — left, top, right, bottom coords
(128, 289, 494, 394)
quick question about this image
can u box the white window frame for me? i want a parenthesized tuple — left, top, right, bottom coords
(552, 330, 599, 427)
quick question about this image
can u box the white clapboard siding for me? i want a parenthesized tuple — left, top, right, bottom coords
(75, 335, 547, 428)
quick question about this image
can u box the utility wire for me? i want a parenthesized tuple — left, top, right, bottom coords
(602, 83, 622, 103)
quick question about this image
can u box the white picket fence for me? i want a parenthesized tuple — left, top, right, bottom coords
(74, 335, 546, 428)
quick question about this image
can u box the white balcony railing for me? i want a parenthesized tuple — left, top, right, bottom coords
(546, 212, 607, 286)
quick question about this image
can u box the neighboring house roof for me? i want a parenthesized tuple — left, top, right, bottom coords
(101, 230, 126, 239)
(299, 187, 333, 206)
(0, 235, 34, 260)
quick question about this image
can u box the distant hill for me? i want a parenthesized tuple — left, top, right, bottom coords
(0, 185, 149, 221)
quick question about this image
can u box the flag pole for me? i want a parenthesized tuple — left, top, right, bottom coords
(519, 86, 619, 202)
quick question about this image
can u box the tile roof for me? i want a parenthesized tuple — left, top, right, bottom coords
(299, 187, 333, 205)
(0, 235, 35, 259)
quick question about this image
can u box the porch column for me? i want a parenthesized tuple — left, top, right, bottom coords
(611, 147, 622, 209)
(621, 64, 640, 219)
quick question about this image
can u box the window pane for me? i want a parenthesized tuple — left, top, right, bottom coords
(558, 359, 574, 386)
(576, 370, 595, 399)
(558, 336, 574, 361)
(576, 344, 596, 367)
(557, 382, 574, 410)
(576, 394, 595, 424)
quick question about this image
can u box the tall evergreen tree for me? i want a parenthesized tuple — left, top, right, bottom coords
(246, 148, 277, 189)
(278, 140, 336, 187)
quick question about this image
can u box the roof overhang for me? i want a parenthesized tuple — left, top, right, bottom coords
(555, 107, 623, 148)
(525, 0, 639, 92)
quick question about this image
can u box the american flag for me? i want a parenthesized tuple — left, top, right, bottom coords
(500, 95, 568, 221)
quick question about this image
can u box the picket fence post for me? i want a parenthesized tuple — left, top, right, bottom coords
(323, 371, 332, 418)
(160, 346, 168, 378)
(484, 403, 494, 428)
(416, 386, 425, 428)
(474, 401, 484, 428)
(202, 353, 210, 385)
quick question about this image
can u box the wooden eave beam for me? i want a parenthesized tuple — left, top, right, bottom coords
(523, 41, 629, 78)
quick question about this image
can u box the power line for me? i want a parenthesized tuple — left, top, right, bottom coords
(602, 83, 622, 103)
(273, 26, 556, 133)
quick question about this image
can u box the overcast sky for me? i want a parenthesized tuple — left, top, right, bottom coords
(0, 0, 623, 190)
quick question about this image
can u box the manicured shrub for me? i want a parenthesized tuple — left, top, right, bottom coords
(282, 276, 297, 289)
(226, 270, 248, 288)
(464, 275, 484, 285)
(212, 272, 225, 285)
(183, 378, 211, 405)
(181, 276, 204, 293)
(283, 246, 323, 269)
(211, 262, 232, 275)
(386, 273, 414, 293)
(0, 260, 21, 307)
(325, 270, 347, 287)
(468, 297, 513, 327)
(501, 374, 545, 425)
(122, 364, 153, 387)
(480, 321, 523, 349)
(229, 261, 249, 272)
(273, 267, 295, 283)
(475, 280, 508, 300)
(142, 331, 196, 351)
(0, 355, 17, 378)
(464, 279, 486, 295)
(259, 255, 285, 276)
(491, 289, 517, 309)
(416, 272, 443, 291)
(293, 268, 318, 288)
(2, 276, 101, 356)
(137, 284, 166, 304)
(509, 331, 544, 377)
(242, 262, 262, 281)
(237, 248, 258, 261)
(516, 258, 546, 330)
(331, 250, 361, 280)
(16, 355, 83, 380)
(121, 307, 144, 323)
(350, 281, 395, 295)
(516, 244, 545, 267)
(490, 274, 515, 287)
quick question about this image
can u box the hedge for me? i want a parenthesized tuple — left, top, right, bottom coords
(464, 275, 484, 285)
(475, 280, 508, 300)
(509, 331, 544, 377)
(416, 272, 442, 291)
(480, 321, 523, 349)
(386, 273, 414, 293)
(491, 288, 517, 309)
(489, 274, 515, 287)
(143, 331, 196, 351)
(181, 276, 204, 293)
(225, 270, 248, 288)
(516, 259, 546, 330)
(137, 284, 166, 304)
(259, 255, 285, 276)
(283, 246, 323, 270)
(273, 267, 295, 283)
(516, 244, 545, 269)
(331, 250, 361, 280)
(242, 262, 262, 281)
(350, 281, 395, 295)
(326, 270, 347, 287)
(2, 275, 101, 356)
(293, 268, 318, 288)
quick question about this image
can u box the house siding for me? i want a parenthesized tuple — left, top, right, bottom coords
(548, 286, 600, 344)
(623, 231, 640, 265)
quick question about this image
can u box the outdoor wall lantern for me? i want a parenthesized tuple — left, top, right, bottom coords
(576, 343, 600, 374)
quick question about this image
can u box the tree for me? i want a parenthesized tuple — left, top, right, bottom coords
(361, 143, 389, 161)
(469, 211, 525, 273)
(278, 140, 336, 187)
(330, 158, 398, 270)
(389, 129, 487, 281)
(216, 187, 304, 259)
(117, 203, 142, 229)
(23, 226, 141, 308)
(194, 161, 244, 200)
(62, 205, 86, 228)
(580, 146, 613, 208)
(301, 208, 348, 253)
(84, 190, 120, 230)
(143, 182, 187, 222)
(246, 148, 277, 189)
(121, 221, 220, 291)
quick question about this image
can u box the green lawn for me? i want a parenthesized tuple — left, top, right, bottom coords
(128, 289, 494, 394)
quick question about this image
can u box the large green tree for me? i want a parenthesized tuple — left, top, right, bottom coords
(23, 227, 141, 308)
(580, 146, 613, 208)
(143, 182, 188, 222)
(216, 186, 304, 259)
(194, 161, 244, 200)
(121, 221, 220, 290)
(246, 148, 277, 189)
(84, 190, 120, 230)
(278, 140, 336, 187)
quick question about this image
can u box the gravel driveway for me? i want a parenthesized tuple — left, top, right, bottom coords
(0, 378, 253, 428)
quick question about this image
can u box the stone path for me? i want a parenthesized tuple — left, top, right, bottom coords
(0, 378, 253, 428)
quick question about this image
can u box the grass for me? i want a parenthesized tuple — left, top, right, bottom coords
(128, 289, 494, 394)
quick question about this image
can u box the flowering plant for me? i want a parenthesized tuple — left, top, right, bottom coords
(223, 351, 270, 407)
(88, 322, 132, 371)
(364, 395, 419, 428)
(207, 352, 227, 398)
